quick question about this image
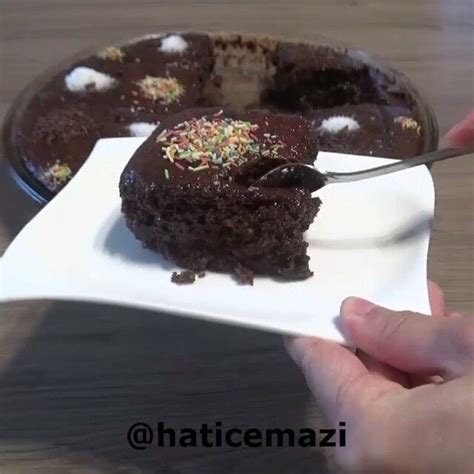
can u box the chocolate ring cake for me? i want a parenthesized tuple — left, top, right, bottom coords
(7, 32, 437, 200)
(120, 108, 321, 282)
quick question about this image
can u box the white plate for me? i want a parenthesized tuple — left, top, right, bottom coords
(0, 138, 434, 342)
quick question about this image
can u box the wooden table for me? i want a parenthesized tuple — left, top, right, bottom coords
(0, 1, 473, 472)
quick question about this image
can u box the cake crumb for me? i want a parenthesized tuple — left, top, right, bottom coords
(160, 34, 188, 53)
(98, 46, 124, 62)
(197, 271, 206, 278)
(171, 270, 196, 285)
(319, 115, 360, 133)
(233, 264, 254, 286)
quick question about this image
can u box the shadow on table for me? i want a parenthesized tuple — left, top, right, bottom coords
(0, 301, 333, 473)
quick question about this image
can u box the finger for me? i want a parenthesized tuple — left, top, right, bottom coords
(444, 109, 474, 148)
(356, 350, 410, 387)
(340, 297, 474, 378)
(427, 279, 445, 316)
(284, 336, 400, 423)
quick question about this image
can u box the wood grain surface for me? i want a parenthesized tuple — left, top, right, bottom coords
(0, 1, 473, 473)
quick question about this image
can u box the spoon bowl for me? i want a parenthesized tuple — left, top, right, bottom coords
(252, 147, 473, 193)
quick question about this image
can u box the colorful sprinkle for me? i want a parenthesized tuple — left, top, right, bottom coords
(156, 115, 286, 171)
(98, 46, 125, 62)
(164, 169, 170, 180)
(45, 162, 72, 189)
(190, 164, 210, 172)
(51, 163, 71, 183)
(394, 116, 421, 135)
(136, 76, 184, 104)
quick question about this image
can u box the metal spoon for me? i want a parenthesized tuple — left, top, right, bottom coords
(251, 147, 473, 193)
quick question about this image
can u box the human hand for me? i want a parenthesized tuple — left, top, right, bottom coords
(285, 282, 474, 473)
(445, 109, 474, 148)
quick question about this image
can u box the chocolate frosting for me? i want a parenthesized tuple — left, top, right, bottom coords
(14, 32, 425, 193)
(122, 107, 319, 196)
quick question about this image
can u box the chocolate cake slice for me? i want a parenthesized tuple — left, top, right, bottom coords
(120, 108, 321, 280)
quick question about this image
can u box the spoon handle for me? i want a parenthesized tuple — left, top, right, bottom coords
(325, 147, 473, 184)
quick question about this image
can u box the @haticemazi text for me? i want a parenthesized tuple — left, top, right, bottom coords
(127, 421, 346, 450)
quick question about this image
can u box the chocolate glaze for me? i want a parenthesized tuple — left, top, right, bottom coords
(15, 32, 426, 193)
(121, 107, 318, 193)
(16, 33, 216, 191)
(309, 103, 424, 158)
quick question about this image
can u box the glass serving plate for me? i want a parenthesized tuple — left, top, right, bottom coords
(1, 32, 439, 204)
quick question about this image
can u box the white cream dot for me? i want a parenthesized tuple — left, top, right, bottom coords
(65, 67, 117, 92)
(128, 122, 160, 137)
(159, 34, 188, 53)
(319, 116, 360, 133)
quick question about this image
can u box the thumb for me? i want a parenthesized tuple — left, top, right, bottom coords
(340, 297, 474, 379)
(284, 336, 399, 423)
(444, 109, 474, 148)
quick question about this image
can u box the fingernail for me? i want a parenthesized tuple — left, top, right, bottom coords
(341, 297, 376, 319)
